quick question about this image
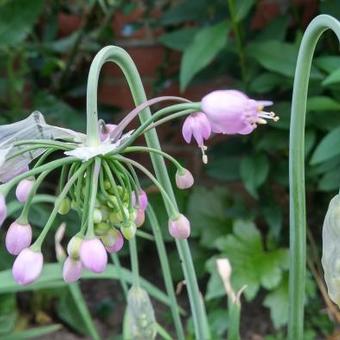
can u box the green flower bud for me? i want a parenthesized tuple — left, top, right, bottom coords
(67, 235, 83, 259)
(58, 197, 71, 215)
(94, 222, 111, 236)
(93, 209, 103, 224)
(121, 222, 137, 240)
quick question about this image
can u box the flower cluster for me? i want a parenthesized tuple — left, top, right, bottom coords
(0, 88, 277, 286)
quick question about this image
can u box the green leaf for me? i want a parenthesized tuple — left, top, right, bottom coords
(158, 28, 198, 51)
(0, 0, 44, 45)
(310, 126, 340, 164)
(234, 0, 254, 22)
(215, 220, 288, 300)
(187, 186, 233, 247)
(318, 168, 340, 191)
(263, 274, 289, 328)
(314, 55, 340, 74)
(240, 154, 269, 198)
(0, 294, 17, 335)
(249, 73, 283, 94)
(180, 21, 229, 90)
(307, 96, 340, 111)
(207, 156, 241, 181)
(322, 68, 340, 86)
(247, 41, 322, 79)
(0, 324, 61, 340)
(254, 16, 289, 42)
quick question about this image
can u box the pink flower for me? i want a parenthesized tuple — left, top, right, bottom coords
(201, 90, 278, 135)
(5, 221, 32, 255)
(16, 178, 34, 203)
(134, 208, 145, 227)
(102, 228, 124, 253)
(182, 112, 211, 146)
(168, 214, 191, 239)
(175, 168, 194, 189)
(0, 194, 7, 227)
(63, 257, 82, 283)
(132, 190, 148, 210)
(12, 248, 43, 285)
(80, 238, 107, 273)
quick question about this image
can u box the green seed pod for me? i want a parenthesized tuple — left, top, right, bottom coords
(58, 197, 71, 215)
(93, 209, 103, 224)
(322, 194, 340, 307)
(125, 286, 157, 340)
(94, 222, 111, 236)
(121, 223, 137, 240)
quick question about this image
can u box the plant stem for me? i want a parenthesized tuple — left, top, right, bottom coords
(129, 237, 140, 287)
(147, 205, 185, 340)
(288, 14, 340, 340)
(84, 46, 210, 339)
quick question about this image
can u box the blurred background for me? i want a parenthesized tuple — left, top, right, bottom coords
(0, 0, 340, 339)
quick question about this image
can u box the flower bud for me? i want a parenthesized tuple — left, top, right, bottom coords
(0, 194, 7, 227)
(134, 208, 145, 228)
(67, 235, 83, 259)
(12, 248, 43, 285)
(5, 221, 32, 255)
(175, 168, 194, 189)
(121, 223, 137, 240)
(168, 214, 191, 239)
(101, 228, 124, 253)
(58, 197, 71, 215)
(132, 190, 148, 210)
(93, 209, 103, 224)
(15, 178, 34, 203)
(80, 238, 107, 273)
(63, 257, 82, 283)
(94, 222, 111, 236)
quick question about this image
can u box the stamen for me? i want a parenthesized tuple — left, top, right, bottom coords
(200, 145, 208, 164)
(256, 118, 267, 125)
(258, 111, 279, 122)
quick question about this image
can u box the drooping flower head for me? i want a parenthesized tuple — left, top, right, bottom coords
(63, 257, 82, 283)
(5, 221, 32, 255)
(168, 214, 191, 239)
(80, 238, 107, 273)
(15, 178, 34, 203)
(132, 190, 148, 211)
(176, 168, 194, 189)
(201, 90, 278, 135)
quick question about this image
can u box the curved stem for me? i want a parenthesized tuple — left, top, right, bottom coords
(288, 15, 340, 340)
(86, 45, 210, 339)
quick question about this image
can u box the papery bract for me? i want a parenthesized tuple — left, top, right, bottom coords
(16, 178, 34, 203)
(100, 123, 118, 142)
(63, 257, 82, 283)
(80, 238, 107, 273)
(201, 90, 277, 135)
(6, 221, 32, 255)
(175, 168, 194, 189)
(0, 194, 7, 227)
(168, 214, 191, 239)
(12, 248, 43, 285)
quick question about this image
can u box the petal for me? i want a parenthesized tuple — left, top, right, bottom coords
(182, 117, 193, 144)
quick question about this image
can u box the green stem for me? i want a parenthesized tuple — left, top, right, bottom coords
(129, 237, 140, 287)
(86, 45, 210, 339)
(227, 0, 247, 85)
(32, 162, 89, 249)
(147, 205, 185, 340)
(111, 253, 129, 298)
(288, 15, 340, 340)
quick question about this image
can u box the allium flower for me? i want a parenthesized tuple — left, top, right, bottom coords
(80, 238, 107, 273)
(12, 248, 43, 285)
(67, 235, 83, 258)
(134, 208, 145, 227)
(175, 168, 194, 189)
(132, 190, 148, 211)
(201, 90, 278, 135)
(102, 228, 124, 253)
(5, 221, 32, 255)
(121, 223, 137, 240)
(182, 112, 211, 146)
(63, 257, 82, 283)
(0, 194, 7, 227)
(168, 214, 191, 239)
(15, 178, 34, 203)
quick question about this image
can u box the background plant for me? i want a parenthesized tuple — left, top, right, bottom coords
(0, 0, 340, 338)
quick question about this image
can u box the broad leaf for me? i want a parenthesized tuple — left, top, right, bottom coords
(307, 96, 340, 111)
(0, 0, 44, 45)
(322, 68, 340, 86)
(235, 0, 254, 22)
(240, 154, 269, 198)
(159, 28, 198, 51)
(310, 126, 340, 164)
(314, 55, 340, 74)
(214, 220, 288, 300)
(180, 22, 229, 90)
